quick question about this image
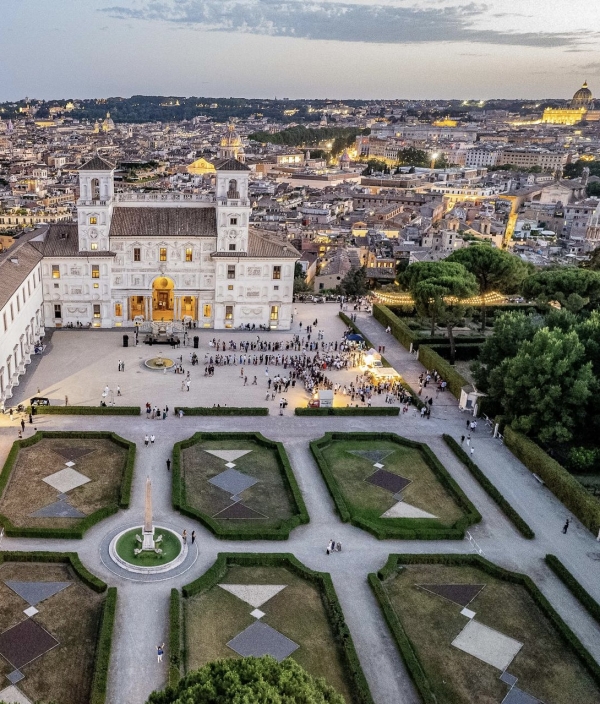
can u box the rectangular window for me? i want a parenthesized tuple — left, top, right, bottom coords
(160, 247, 167, 262)
(228, 285, 234, 290)
(54, 304, 62, 319)
(27, 281, 31, 296)
(203, 304, 212, 318)
(272, 265, 281, 280)
(16, 297, 20, 313)
(274, 285, 279, 291)
(225, 305, 233, 320)
(10, 303, 14, 321)
(3, 312, 6, 331)
(228, 244, 236, 251)
(89, 217, 97, 225)
(185, 248, 193, 262)
(229, 217, 238, 225)
(270, 305, 279, 320)
(93, 304, 101, 318)
(91, 265, 100, 279)
(134, 247, 141, 262)
(90, 243, 98, 250)
(227, 265, 236, 280)
(52, 265, 60, 279)
(115, 303, 122, 317)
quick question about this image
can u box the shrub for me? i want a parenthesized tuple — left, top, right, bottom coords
(173, 407, 269, 416)
(545, 554, 600, 625)
(90, 588, 117, 704)
(180, 553, 374, 704)
(504, 427, 600, 534)
(31, 406, 140, 415)
(443, 434, 534, 538)
(295, 407, 400, 416)
(417, 345, 469, 399)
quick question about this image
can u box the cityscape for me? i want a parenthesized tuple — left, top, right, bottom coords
(1, 1, 600, 704)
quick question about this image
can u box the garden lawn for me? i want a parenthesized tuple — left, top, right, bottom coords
(380, 561, 600, 704)
(184, 565, 352, 703)
(0, 438, 128, 529)
(320, 437, 464, 526)
(115, 528, 181, 567)
(0, 561, 105, 704)
(181, 437, 296, 530)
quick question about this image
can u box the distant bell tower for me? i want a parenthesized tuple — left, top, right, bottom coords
(77, 153, 115, 252)
(214, 156, 251, 254)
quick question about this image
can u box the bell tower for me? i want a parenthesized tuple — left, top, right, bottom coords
(77, 154, 115, 252)
(215, 159, 251, 254)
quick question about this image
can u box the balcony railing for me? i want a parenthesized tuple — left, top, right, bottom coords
(116, 193, 214, 203)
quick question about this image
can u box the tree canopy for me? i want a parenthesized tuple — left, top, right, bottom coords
(522, 268, 600, 311)
(146, 656, 345, 704)
(340, 266, 369, 297)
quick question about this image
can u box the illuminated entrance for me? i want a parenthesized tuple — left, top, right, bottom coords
(152, 277, 175, 321)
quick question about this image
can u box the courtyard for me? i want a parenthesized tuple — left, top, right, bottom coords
(0, 303, 599, 704)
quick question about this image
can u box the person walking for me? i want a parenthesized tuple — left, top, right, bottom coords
(118, 359, 122, 371)
(117, 385, 121, 396)
(144, 434, 149, 447)
(150, 434, 155, 446)
(191, 530, 196, 545)
(166, 458, 171, 471)
(460, 435, 465, 444)
(470, 446, 475, 456)
(20, 418, 25, 433)
(157, 644, 164, 663)
(182, 529, 187, 544)
(563, 518, 570, 534)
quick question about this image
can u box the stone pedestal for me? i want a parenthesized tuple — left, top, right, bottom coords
(142, 529, 155, 550)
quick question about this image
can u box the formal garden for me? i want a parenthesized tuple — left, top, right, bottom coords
(171, 553, 373, 704)
(0, 432, 135, 538)
(0, 553, 114, 704)
(310, 432, 480, 539)
(370, 554, 600, 704)
(172, 433, 308, 540)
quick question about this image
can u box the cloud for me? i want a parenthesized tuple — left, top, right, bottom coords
(101, 0, 597, 48)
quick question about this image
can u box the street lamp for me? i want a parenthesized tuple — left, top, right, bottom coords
(430, 152, 439, 169)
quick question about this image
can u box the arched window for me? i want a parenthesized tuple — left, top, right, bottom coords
(91, 178, 100, 200)
(227, 179, 239, 199)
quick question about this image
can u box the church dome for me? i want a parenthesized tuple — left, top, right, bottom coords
(221, 122, 242, 148)
(571, 81, 593, 109)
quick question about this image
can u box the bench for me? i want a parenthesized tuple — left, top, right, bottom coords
(533, 473, 545, 485)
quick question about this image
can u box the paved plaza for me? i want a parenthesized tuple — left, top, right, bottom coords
(0, 303, 599, 704)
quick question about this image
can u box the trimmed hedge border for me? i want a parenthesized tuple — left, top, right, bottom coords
(545, 554, 600, 625)
(443, 434, 535, 539)
(173, 407, 268, 416)
(172, 432, 309, 540)
(504, 427, 600, 535)
(373, 304, 419, 350)
(295, 407, 400, 416)
(168, 588, 182, 688)
(0, 552, 112, 704)
(417, 345, 469, 399)
(310, 432, 481, 540)
(180, 553, 374, 704)
(426, 342, 484, 362)
(369, 553, 600, 704)
(0, 431, 136, 539)
(30, 406, 141, 415)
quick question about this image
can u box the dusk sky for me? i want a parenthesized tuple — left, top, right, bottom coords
(2, 0, 600, 101)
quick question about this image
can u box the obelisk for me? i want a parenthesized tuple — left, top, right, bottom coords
(142, 476, 155, 550)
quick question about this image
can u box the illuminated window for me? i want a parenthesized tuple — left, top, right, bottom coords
(93, 283, 99, 289)
(114, 303, 122, 317)
(228, 244, 236, 251)
(54, 304, 62, 319)
(90, 243, 98, 250)
(93, 304, 101, 318)
(270, 305, 279, 320)
(52, 265, 60, 279)
(134, 247, 141, 261)
(227, 265, 236, 279)
(203, 304, 212, 318)
(160, 248, 167, 262)
(272, 265, 281, 280)
(228, 285, 233, 290)
(225, 305, 233, 320)
(89, 217, 97, 225)
(185, 248, 193, 262)
(91, 265, 100, 279)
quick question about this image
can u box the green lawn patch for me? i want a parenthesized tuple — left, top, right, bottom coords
(0, 431, 135, 539)
(0, 553, 115, 704)
(178, 553, 373, 704)
(115, 528, 181, 566)
(311, 432, 480, 539)
(172, 432, 308, 540)
(370, 554, 600, 704)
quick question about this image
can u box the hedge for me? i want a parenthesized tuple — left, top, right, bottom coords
(172, 432, 309, 540)
(169, 588, 182, 688)
(90, 587, 117, 704)
(369, 553, 600, 703)
(373, 304, 419, 350)
(545, 554, 600, 625)
(30, 406, 141, 415)
(174, 407, 269, 416)
(504, 427, 600, 535)
(417, 345, 469, 399)
(181, 553, 374, 704)
(0, 431, 136, 539)
(310, 432, 481, 540)
(0, 552, 113, 703)
(443, 434, 535, 539)
(426, 343, 484, 362)
(295, 406, 400, 416)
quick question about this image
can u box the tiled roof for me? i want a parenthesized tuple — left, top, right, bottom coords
(0, 241, 43, 309)
(78, 154, 115, 171)
(109, 207, 217, 238)
(213, 158, 251, 172)
(210, 230, 299, 259)
(42, 224, 116, 257)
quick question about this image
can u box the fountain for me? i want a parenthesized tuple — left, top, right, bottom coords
(144, 354, 175, 370)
